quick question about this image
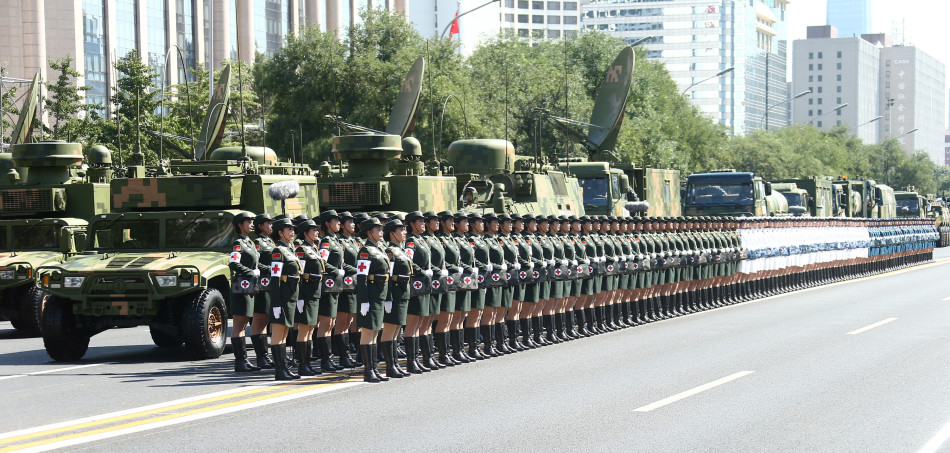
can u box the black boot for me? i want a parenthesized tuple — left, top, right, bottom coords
(360, 344, 380, 383)
(565, 312, 580, 338)
(232, 337, 261, 372)
(381, 341, 404, 378)
(435, 332, 455, 366)
(466, 327, 486, 360)
(575, 310, 590, 336)
(506, 320, 524, 350)
(272, 344, 296, 381)
(297, 340, 319, 377)
(520, 319, 536, 347)
(532, 317, 547, 345)
(554, 313, 569, 340)
(405, 337, 427, 373)
(334, 334, 357, 369)
(318, 337, 336, 373)
(250, 334, 274, 370)
(286, 331, 298, 368)
(372, 343, 389, 381)
(481, 325, 499, 356)
(450, 330, 470, 363)
(420, 334, 442, 369)
(543, 314, 560, 343)
(391, 340, 410, 376)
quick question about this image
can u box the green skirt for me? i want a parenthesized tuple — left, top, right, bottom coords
(357, 300, 384, 331)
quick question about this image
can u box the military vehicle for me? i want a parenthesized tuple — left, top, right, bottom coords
(831, 178, 896, 218)
(772, 177, 834, 217)
(894, 188, 926, 218)
(36, 66, 320, 361)
(684, 170, 789, 217)
(321, 57, 458, 213)
(926, 197, 950, 247)
(0, 75, 116, 335)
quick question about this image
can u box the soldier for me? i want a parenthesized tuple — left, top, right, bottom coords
(504, 214, 528, 352)
(493, 214, 518, 354)
(480, 213, 507, 357)
(403, 211, 434, 373)
(268, 218, 302, 381)
(466, 213, 494, 359)
(518, 214, 543, 348)
(314, 210, 348, 372)
(249, 213, 276, 369)
(545, 216, 568, 342)
(293, 219, 325, 377)
(450, 213, 477, 363)
(356, 217, 391, 383)
(381, 219, 412, 379)
(333, 211, 361, 368)
(568, 216, 590, 336)
(578, 216, 600, 334)
(228, 211, 262, 373)
(418, 211, 447, 369)
(435, 211, 463, 366)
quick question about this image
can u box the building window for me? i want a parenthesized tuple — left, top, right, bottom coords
(886, 70, 890, 77)
(115, 0, 138, 60)
(885, 81, 890, 88)
(518, 0, 528, 8)
(808, 98, 813, 105)
(808, 75, 813, 82)
(505, 0, 514, 6)
(818, 52, 823, 58)
(808, 110, 813, 116)
(837, 97, 842, 103)
(818, 121, 823, 127)
(818, 75, 822, 82)
(547, 1, 560, 9)
(837, 120, 841, 125)
(83, 0, 108, 111)
(518, 28, 529, 36)
(548, 15, 560, 24)
(518, 14, 528, 23)
(533, 1, 543, 9)
(817, 63, 822, 70)
(837, 110, 842, 116)
(818, 110, 823, 115)
(886, 59, 890, 66)
(837, 74, 841, 81)
(836, 62, 842, 69)
(563, 1, 577, 10)
(532, 29, 543, 38)
(817, 98, 822, 104)
(532, 15, 543, 23)
(547, 29, 561, 38)
(837, 51, 842, 58)
(837, 86, 842, 92)
(564, 16, 576, 24)
(809, 52, 813, 59)
(505, 13, 514, 22)
(808, 64, 813, 70)
(818, 87, 822, 93)
(564, 29, 576, 37)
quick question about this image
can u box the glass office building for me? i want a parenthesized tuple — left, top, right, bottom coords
(826, 0, 870, 38)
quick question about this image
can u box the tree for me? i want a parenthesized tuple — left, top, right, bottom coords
(109, 50, 161, 164)
(45, 55, 90, 140)
(0, 66, 18, 144)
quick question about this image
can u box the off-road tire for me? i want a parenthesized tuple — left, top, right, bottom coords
(181, 289, 228, 360)
(15, 286, 47, 336)
(42, 295, 89, 361)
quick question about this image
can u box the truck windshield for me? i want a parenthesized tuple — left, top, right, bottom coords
(10, 224, 59, 250)
(784, 193, 804, 207)
(94, 219, 160, 250)
(687, 182, 754, 206)
(167, 217, 233, 248)
(579, 177, 609, 207)
(896, 199, 920, 216)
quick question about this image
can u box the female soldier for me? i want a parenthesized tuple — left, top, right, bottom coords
(516, 214, 544, 349)
(268, 218, 302, 381)
(228, 211, 261, 373)
(480, 214, 507, 356)
(420, 211, 447, 369)
(356, 217, 390, 383)
(403, 211, 434, 373)
(505, 214, 528, 352)
(315, 210, 348, 372)
(435, 211, 462, 366)
(249, 214, 276, 369)
(558, 215, 579, 339)
(293, 219, 324, 376)
(495, 215, 518, 354)
(381, 219, 412, 379)
(333, 211, 361, 368)
(450, 213, 476, 363)
(545, 216, 567, 343)
(466, 214, 493, 360)
(532, 217, 554, 345)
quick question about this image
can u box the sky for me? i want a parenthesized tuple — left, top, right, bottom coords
(785, 0, 950, 85)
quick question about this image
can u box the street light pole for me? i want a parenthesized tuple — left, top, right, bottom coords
(857, 115, 882, 128)
(440, 0, 500, 38)
(682, 67, 734, 96)
(630, 36, 653, 47)
(760, 89, 811, 130)
(809, 102, 848, 126)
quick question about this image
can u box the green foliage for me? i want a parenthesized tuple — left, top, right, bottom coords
(45, 55, 90, 140)
(0, 66, 19, 143)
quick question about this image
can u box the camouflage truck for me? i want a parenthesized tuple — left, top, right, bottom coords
(772, 177, 834, 217)
(894, 189, 926, 218)
(926, 197, 950, 247)
(684, 170, 789, 217)
(0, 75, 117, 334)
(554, 160, 680, 217)
(35, 67, 321, 361)
(831, 178, 896, 218)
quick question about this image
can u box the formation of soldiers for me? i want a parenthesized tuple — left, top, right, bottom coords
(226, 210, 938, 381)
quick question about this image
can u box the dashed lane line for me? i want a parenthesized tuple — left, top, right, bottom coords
(633, 371, 755, 412)
(846, 318, 898, 335)
(0, 364, 107, 381)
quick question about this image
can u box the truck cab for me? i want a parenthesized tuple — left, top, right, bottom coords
(684, 170, 780, 216)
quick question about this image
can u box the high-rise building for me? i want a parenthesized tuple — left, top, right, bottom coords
(879, 45, 946, 164)
(826, 0, 870, 38)
(408, 0, 582, 55)
(580, 0, 790, 135)
(944, 131, 950, 166)
(791, 26, 880, 144)
(0, 0, 406, 119)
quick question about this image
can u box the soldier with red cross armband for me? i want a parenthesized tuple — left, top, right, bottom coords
(355, 217, 391, 383)
(228, 211, 262, 373)
(267, 218, 302, 381)
(291, 219, 325, 377)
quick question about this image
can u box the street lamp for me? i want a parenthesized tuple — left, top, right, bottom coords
(441, 0, 500, 38)
(809, 102, 848, 126)
(630, 36, 653, 47)
(881, 127, 918, 185)
(857, 115, 882, 128)
(760, 89, 811, 130)
(682, 67, 734, 96)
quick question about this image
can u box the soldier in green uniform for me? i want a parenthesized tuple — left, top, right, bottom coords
(435, 211, 463, 366)
(228, 211, 262, 373)
(465, 213, 493, 360)
(293, 219, 325, 376)
(314, 210, 346, 372)
(450, 213, 477, 363)
(249, 213, 276, 369)
(495, 215, 518, 353)
(419, 211, 447, 369)
(568, 216, 590, 336)
(509, 214, 536, 351)
(332, 211, 361, 368)
(381, 219, 412, 379)
(403, 211, 434, 373)
(517, 214, 542, 348)
(268, 218, 302, 381)
(356, 217, 390, 383)
(544, 216, 567, 343)
(480, 213, 507, 357)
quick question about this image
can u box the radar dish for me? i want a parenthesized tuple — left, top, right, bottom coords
(196, 64, 231, 160)
(587, 47, 634, 152)
(385, 56, 425, 137)
(11, 73, 40, 145)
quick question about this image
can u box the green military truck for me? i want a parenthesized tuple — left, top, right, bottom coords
(831, 178, 896, 218)
(556, 160, 680, 217)
(684, 170, 789, 217)
(772, 177, 834, 217)
(926, 197, 950, 247)
(894, 188, 926, 218)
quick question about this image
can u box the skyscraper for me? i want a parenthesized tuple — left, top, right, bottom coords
(826, 0, 871, 38)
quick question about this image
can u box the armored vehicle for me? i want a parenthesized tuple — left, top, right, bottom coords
(0, 76, 115, 334)
(36, 67, 320, 361)
(320, 57, 458, 213)
(894, 189, 926, 218)
(772, 177, 834, 217)
(684, 170, 789, 217)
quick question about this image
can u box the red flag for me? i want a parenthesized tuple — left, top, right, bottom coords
(449, 9, 460, 36)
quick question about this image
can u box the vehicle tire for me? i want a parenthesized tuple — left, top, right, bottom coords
(15, 286, 47, 336)
(181, 288, 228, 360)
(42, 295, 89, 361)
(150, 327, 183, 348)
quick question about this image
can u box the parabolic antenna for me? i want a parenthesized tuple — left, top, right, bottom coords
(11, 73, 40, 145)
(587, 46, 634, 152)
(385, 56, 425, 137)
(196, 64, 231, 160)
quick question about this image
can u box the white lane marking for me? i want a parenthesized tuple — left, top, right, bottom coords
(940, 296, 950, 301)
(847, 318, 898, 335)
(919, 417, 950, 453)
(0, 363, 106, 381)
(14, 382, 364, 453)
(633, 371, 755, 412)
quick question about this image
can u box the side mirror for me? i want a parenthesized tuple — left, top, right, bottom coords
(619, 175, 630, 194)
(59, 228, 75, 254)
(764, 182, 772, 196)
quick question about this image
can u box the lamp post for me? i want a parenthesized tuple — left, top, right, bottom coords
(881, 127, 918, 185)
(440, 0, 500, 38)
(857, 115, 882, 128)
(630, 36, 653, 47)
(760, 89, 811, 130)
(809, 102, 848, 126)
(682, 67, 734, 96)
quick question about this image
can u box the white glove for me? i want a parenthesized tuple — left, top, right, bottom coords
(561, 259, 568, 267)
(548, 259, 556, 267)
(541, 260, 548, 268)
(360, 303, 370, 316)
(528, 262, 534, 269)
(500, 263, 508, 272)
(584, 259, 591, 265)
(336, 269, 345, 277)
(424, 269, 433, 278)
(384, 301, 393, 313)
(572, 260, 578, 267)
(440, 268, 449, 277)
(252, 269, 260, 277)
(514, 262, 521, 270)
(297, 300, 305, 313)
(487, 264, 494, 272)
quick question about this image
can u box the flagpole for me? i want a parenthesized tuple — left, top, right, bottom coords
(440, 0, 500, 38)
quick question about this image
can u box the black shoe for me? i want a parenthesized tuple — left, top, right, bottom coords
(360, 344, 380, 383)
(435, 332, 455, 367)
(272, 344, 296, 381)
(297, 340, 319, 377)
(381, 341, 404, 378)
(250, 334, 274, 370)
(465, 327, 487, 360)
(232, 337, 261, 373)
(391, 340, 410, 376)
(450, 330, 470, 363)
(318, 337, 336, 373)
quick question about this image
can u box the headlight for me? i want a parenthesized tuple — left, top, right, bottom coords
(0, 270, 13, 280)
(156, 275, 177, 287)
(64, 276, 85, 288)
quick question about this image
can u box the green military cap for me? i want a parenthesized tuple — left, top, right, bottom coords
(405, 211, 425, 223)
(390, 212, 405, 221)
(384, 219, 405, 234)
(274, 213, 290, 221)
(338, 211, 354, 220)
(253, 213, 273, 225)
(272, 218, 295, 232)
(467, 212, 482, 221)
(568, 215, 579, 222)
(510, 213, 523, 221)
(360, 217, 383, 231)
(498, 214, 513, 223)
(454, 212, 469, 221)
(423, 210, 438, 220)
(558, 215, 569, 222)
(292, 214, 310, 225)
(296, 219, 319, 235)
(437, 210, 455, 221)
(579, 215, 589, 222)
(522, 214, 535, 222)
(483, 213, 500, 223)
(318, 210, 339, 223)
(232, 211, 255, 226)
(373, 213, 388, 221)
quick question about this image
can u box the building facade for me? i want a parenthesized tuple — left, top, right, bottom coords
(0, 0, 406, 119)
(825, 0, 870, 39)
(580, 0, 790, 136)
(879, 45, 946, 164)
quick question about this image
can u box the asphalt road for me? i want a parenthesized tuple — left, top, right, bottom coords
(1, 250, 950, 452)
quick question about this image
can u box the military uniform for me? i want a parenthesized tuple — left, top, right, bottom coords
(294, 236, 324, 327)
(229, 233, 260, 318)
(355, 240, 390, 331)
(269, 239, 301, 327)
(385, 237, 412, 327)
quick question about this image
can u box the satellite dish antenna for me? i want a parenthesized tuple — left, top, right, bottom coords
(385, 56, 425, 137)
(196, 64, 231, 160)
(11, 73, 40, 145)
(587, 46, 634, 153)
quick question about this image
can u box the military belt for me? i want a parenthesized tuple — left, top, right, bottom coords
(280, 275, 300, 283)
(367, 274, 390, 282)
(302, 273, 323, 282)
